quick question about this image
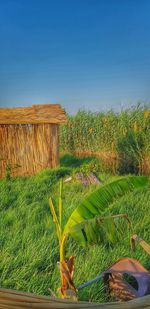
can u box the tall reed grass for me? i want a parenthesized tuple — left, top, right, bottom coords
(60, 106, 150, 175)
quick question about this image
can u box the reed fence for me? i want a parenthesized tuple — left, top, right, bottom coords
(0, 104, 66, 178)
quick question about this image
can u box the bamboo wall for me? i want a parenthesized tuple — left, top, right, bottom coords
(0, 104, 66, 178)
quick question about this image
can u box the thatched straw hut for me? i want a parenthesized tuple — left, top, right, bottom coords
(0, 104, 67, 178)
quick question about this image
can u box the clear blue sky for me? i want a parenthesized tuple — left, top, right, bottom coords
(0, 0, 150, 114)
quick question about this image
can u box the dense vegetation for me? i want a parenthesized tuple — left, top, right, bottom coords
(60, 106, 150, 175)
(1, 156, 150, 303)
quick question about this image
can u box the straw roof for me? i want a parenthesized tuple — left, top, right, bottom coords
(0, 104, 67, 125)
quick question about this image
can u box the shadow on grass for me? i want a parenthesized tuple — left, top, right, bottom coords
(60, 153, 95, 168)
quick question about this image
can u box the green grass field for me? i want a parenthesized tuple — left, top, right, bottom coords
(0, 155, 150, 303)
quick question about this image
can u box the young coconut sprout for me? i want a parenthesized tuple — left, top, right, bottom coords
(49, 176, 148, 299)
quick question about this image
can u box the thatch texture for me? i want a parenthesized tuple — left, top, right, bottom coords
(0, 104, 66, 177)
(0, 104, 66, 124)
(0, 288, 150, 309)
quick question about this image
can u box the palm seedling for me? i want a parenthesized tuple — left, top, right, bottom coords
(49, 176, 148, 299)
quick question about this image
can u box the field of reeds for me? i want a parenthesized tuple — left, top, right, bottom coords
(60, 106, 150, 175)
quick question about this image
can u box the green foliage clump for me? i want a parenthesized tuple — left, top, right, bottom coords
(117, 130, 144, 174)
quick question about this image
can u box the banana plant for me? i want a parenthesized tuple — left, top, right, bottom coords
(49, 176, 148, 299)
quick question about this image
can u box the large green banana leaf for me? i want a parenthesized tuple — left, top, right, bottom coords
(64, 176, 148, 246)
(67, 214, 127, 246)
